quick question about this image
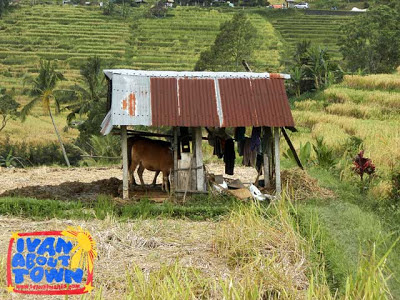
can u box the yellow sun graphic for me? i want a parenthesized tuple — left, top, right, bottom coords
(61, 226, 97, 273)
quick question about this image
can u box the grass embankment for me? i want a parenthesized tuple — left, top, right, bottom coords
(0, 194, 239, 221)
(287, 71, 400, 297)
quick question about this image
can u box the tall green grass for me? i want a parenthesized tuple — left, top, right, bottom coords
(0, 194, 239, 221)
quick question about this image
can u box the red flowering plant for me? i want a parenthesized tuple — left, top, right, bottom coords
(353, 150, 375, 181)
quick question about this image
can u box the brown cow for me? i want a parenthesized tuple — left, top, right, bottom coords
(127, 137, 159, 186)
(128, 137, 173, 192)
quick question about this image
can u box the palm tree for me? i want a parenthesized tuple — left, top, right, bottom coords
(64, 56, 106, 126)
(21, 60, 70, 167)
(305, 46, 329, 90)
(290, 66, 304, 97)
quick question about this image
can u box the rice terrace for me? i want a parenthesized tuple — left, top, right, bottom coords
(0, 0, 399, 299)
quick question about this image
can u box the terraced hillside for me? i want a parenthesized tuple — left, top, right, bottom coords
(270, 12, 351, 60)
(0, 5, 131, 104)
(0, 5, 282, 104)
(0, 5, 283, 144)
(129, 7, 282, 72)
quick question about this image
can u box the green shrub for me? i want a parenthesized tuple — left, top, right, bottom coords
(284, 141, 312, 167)
(0, 137, 81, 167)
(313, 137, 335, 169)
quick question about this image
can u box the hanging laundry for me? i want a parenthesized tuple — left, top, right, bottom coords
(238, 139, 245, 157)
(234, 127, 246, 142)
(213, 137, 224, 159)
(242, 138, 257, 167)
(250, 127, 261, 151)
(224, 138, 235, 175)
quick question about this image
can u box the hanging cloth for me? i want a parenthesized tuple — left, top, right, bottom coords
(242, 138, 257, 167)
(213, 137, 224, 159)
(250, 127, 261, 152)
(224, 138, 235, 175)
(234, 127, 246, 142)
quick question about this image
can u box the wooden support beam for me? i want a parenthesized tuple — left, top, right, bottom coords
(113, 129, 173, 139)
(242, 60, 252, 72)
(281, 127, 303, 170)
(121, 125, 129, 200)
(274, 127, 281, 197)
(194, 127, 205, 192)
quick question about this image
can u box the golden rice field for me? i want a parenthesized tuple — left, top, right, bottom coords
(342, 74, 400, 91)
(290, 71, 400, 182)
(1, 113, 79, 145)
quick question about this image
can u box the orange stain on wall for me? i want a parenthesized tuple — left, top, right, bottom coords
(129, 93, 136, 116)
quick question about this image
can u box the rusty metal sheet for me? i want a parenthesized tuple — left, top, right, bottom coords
(150, 78, 220, 127)
(178, 78, 219, 127)
(150, 77, 178, 126)
(253, 78, 295, 127)
(219, 78, 294, 128)
(218, 78, 254, 127)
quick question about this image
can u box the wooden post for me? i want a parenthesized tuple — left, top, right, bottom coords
(194, 127, 205, 191)
(263, 127, 272, 188)
(173, 127, 178, 192)
(121, 125, 129, 200)
(263, 153, 269, 187)
(274, 127, 281, 197)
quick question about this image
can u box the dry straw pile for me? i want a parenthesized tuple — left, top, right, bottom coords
(281, 169, 335, 201)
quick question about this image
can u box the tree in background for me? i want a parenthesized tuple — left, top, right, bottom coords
(62, 56, 108, 149)
(339, 5, 400, 74)
(20, 60, 70, 167)
(0, 88, 19, 132)
(146, 1, 167, 18)
(103, 0, 115, 15)
(195, 13, 258, 71)
(287, 41, 342, 97)
(0, 0, 10, 17)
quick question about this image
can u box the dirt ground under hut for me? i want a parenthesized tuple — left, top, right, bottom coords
(0, 164, 333, 202)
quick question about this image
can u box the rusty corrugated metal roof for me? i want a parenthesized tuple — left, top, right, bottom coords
(151, 78, 220, 127)
(101, 70, 294, 135)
